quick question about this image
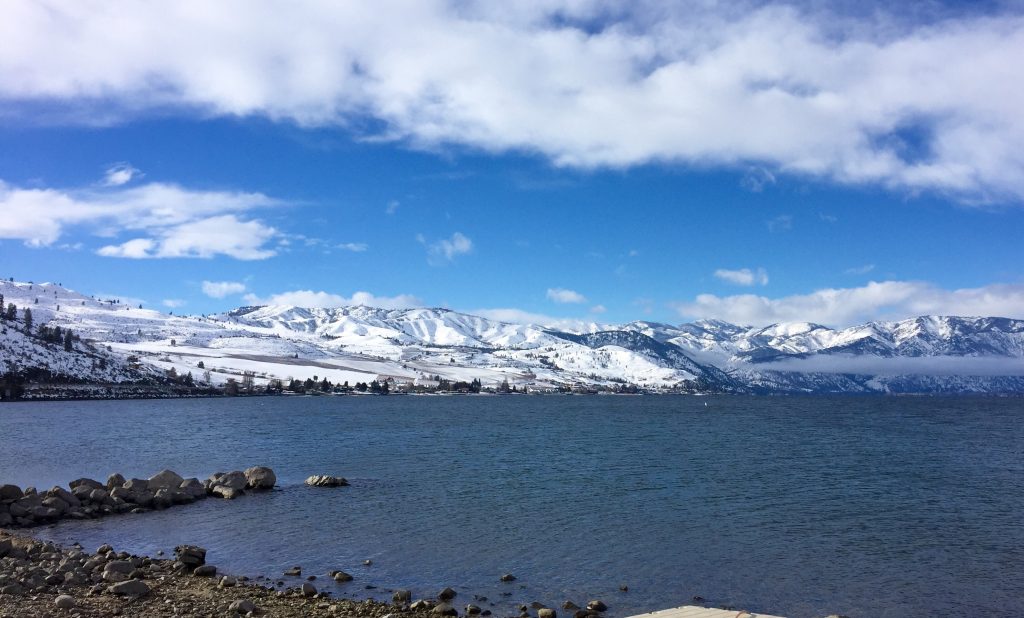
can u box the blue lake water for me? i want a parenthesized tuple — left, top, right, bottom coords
(1, 395, 1022, 617)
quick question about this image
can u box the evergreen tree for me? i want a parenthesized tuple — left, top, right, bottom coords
(0, 293, 4, 315)
(4, 303, 14, 321)
(22, 307, 32, 332)
(63, 329, 73, 352)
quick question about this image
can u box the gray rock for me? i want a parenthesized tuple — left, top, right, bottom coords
(0, 484, 23, 500)
(0, 583, 24, 596)
(104, 560, 134, 574)
(108, 579, 150, 597)
(393, 589, 412, 603)
(96, 544, 113, 555)
(466, 604, 482, 615)
(0, 538, 11, 558)
(433, 602, 458, 616)
(332, 570, 353, 582)
(106, 473, 126, 490)
(539, 609, 557, 618)
(47, 486, 80, 507)
(0, 513, 11, 527)
(304, 475, 349, 487)
(301, 582, 317, 597)
(69, 477, 104, 491)
(410, 600, 434, 611)
(216, 471, 248, 491)
(42, 496, 70, 514)
(55, 594, 76, 609)
(211, 485, 243, 499)
(30, 505, 61, 520)
(562, 602, 579, 610)
(179, 478, 206, 499)
(102, 570, 129, 583)
(500, 573, 516, 582)
(174, 545, 207, 569)
(284, 567, 301, 577)
(193, 565, 217, 577)
(229, 599, 256, 614)
(438, 587, 457, 601)
(88, 488, 110, 503)
(148, 469, 184, 489)
(244, 466, 277, 490)
(587, 601, 607, 612)
(219, 576, 237, 587)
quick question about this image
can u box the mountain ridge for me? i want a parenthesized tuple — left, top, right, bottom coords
(2, 279, 1023, 396)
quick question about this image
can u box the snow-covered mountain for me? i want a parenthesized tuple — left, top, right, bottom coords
(2, 279, 1023, 395)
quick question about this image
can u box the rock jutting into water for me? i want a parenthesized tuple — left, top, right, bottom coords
(0, 466, 276, 528)
(304, 475, 349, 487)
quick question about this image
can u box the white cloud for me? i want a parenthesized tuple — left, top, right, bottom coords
(202, 280, 247, 298)
(470, 307, 603, 332)
(103, 163, 141, 186)
(714, 267, 769, 286)
(0, 178, 280, 259)
(3, 3, 1023, 201)
(740, 167, 776, 192)
(420, 232, 473, 264)
(97, 215, 277, 260)
(673, 281, 1024, 327)
(590, 304, 607, 314)
(547, 287, 588, 304)
(337, 242, 368, 252)
(386, 200, 399, 215)
(243, 289, 421, 309)
(162, 298, 185, 308)
(845, 264, 876, 275)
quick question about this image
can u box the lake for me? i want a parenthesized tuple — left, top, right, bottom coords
(1, 395, 1022, 617)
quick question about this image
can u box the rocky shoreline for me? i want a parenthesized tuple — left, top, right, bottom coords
(0, 467, 278, 529)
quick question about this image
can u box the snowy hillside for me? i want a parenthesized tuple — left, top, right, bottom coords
(2, 278, 1023, 395)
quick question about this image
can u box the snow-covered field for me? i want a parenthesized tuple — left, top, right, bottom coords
(2, 279, 1024, 394)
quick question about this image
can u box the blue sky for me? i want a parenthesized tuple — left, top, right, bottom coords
(1, 1, 1023, 327)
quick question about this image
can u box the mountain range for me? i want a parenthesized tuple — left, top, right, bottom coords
(2, 279, 1023, 396)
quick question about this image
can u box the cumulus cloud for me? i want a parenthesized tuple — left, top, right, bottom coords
(0, 178, 280, 259)
(845, 264, 876, 275)
(673, 281, 1024, 327)
(547, 287, 588, 304)
(162, 299, 185, 308)
(337, 242, 368, 252)
(714, 267, 769, 286)
(2, 3, 1023, 201)
(243, 289, 422, 309)
(202, 280, 247, 298)
(420, 232, 472, 264)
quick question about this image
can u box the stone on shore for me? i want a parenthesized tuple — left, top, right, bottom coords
(108, 579, 151, 597)
(539, 609, 557, 618)
(244, 466, 277, 490)
(215, 471, 248, 491)
(211, 485, 243, 500)
(332, 570, 353, 582)
(54, 594, 76, 609)
(301, 582, 317, 597)
(587, 601, 608, 612)
(194, 565, 218, 577)
(433, 602, 458, 616)
(284, 566, 302, 577)
(305, 475, 349, 487)
(466, 604, 482, 615)
(438, 587, 457, 601)
(229, 599, 257, 614)
(106, 473, 126, 490)
(174, 545, 207, 569)
(393, 589, 412, 603)
(562, 601, 579, 610)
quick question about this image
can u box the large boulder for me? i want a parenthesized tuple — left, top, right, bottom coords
(41, 496, 70, 515)
(179, 478, 206, 499)
(69, 478, 104, 491)
(106, 473, 126, 490)
(148, 469, 185, 489)
(211, 485, 243, 500)
(108, 580, 150, 597)
(304, 475, 349, 487)
(244, 466, 276, 490)
(215, 471, 247, 491)
(48, 486, 80, 507)
(174, 545, 207, 569)
(0, 485, 23, 501)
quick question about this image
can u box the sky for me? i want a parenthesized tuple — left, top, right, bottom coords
(1, 0, 1023, 328)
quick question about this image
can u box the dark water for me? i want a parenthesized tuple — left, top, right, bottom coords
(1, 395, 1022, 618)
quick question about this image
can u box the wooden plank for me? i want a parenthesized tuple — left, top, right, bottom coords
(624, 605, 786, 618)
